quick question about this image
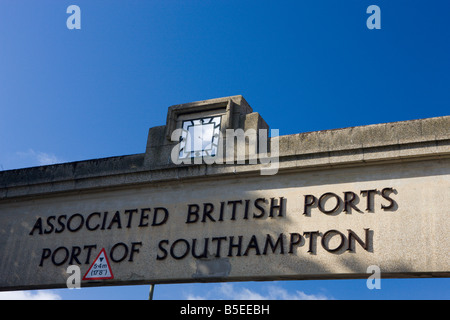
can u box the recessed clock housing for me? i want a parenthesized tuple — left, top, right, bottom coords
(179, 116, 221, 159)
(144, 95, 268, 168)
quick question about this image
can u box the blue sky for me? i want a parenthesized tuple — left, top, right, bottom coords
(0, 1, 449, 299)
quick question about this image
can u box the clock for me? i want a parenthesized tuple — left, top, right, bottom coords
(179, 116, 222, 159)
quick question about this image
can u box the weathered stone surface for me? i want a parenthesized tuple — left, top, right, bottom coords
(0, 96, 449, 291)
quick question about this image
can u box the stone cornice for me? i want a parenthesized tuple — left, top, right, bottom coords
(1, 115, 448, 201)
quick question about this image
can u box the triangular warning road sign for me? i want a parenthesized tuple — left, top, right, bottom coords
(82, 248, 114, 280)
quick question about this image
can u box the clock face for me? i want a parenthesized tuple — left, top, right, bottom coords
(179, 116, 221, 159)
